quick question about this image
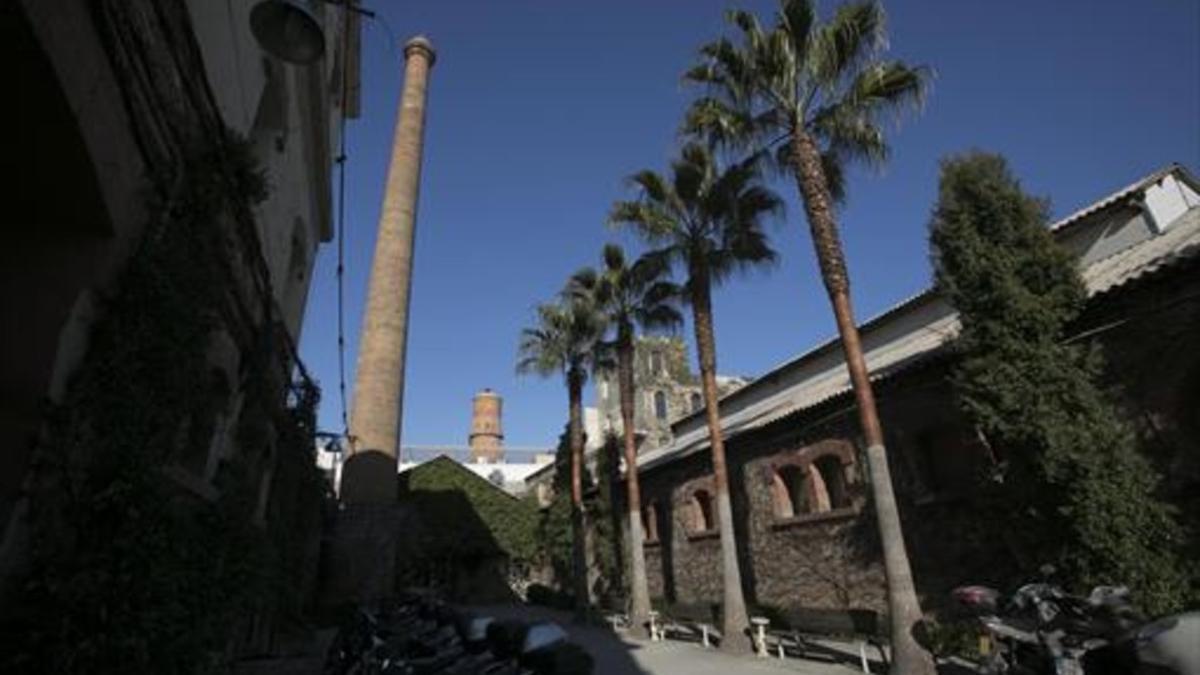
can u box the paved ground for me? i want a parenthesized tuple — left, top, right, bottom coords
(467, 604, 886, 675)
(234, 603, 973, 675)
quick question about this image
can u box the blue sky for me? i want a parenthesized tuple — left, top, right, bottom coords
(298, 0, 1200, 450)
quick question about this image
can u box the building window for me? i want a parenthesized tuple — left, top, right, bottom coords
(810, 455, 850, 513)
(653, 391, 668, 420)
(690, 489, 715, 533)
(690, 392, 702, 413)
(648, 351, 663, 374)
(179, 368, 231, 476)
(642, 501, 659, 543)
(773, 464, 808, 518)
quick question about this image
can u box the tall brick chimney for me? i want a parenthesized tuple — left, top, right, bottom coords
(468, 389, 504, 464)
(342, 36, 435, 503)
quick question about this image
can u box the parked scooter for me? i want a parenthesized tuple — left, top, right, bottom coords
(323, 592, 585, 675)
(952, 576, 1199, 674)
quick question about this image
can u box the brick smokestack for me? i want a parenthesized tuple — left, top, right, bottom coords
(343, 36, 435, 502)
(468, 389, 504, 464)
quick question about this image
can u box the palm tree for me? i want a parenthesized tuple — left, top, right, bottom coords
(517, 296, 607, 620)
(569, 244, 682, 637)
(609, 143, 782, 653)
(683, 1, 933, 671)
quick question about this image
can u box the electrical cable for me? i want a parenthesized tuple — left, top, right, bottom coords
(335, 3, 353, 444)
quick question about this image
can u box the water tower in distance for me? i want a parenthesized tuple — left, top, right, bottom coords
(468, 389, 504, 464)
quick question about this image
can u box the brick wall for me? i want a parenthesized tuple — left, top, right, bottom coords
(636, 370, 1016, 614)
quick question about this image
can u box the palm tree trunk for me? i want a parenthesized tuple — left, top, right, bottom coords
(791, 131, 933, 674)
(618, 327, 652, 635)
(690, 271, 751, 654)
(568, 368, 590, 621)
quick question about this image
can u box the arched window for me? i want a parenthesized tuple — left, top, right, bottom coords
(654, 390, 668, 420)
(773, 464, 808, 518)
(649, 351, 663, 374)
(811, 455, 850, 512)
(690, 392, 702, 413)
(642, 501, 659, 543)
(690, 489, 715, 532)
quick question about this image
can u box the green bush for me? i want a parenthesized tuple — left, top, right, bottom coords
(929, 152, 1189, 614)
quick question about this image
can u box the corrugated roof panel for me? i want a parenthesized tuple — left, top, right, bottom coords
(638, 166, 1199, 474)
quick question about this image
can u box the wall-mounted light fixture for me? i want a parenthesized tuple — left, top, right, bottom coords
(250, 0, 326, 65)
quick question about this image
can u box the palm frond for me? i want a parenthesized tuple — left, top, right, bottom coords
(777, 0, 815, 62)
(609, 199, 678, 243)
(810, 1, 886, 87)
(602, 242, 626, 272)
(842, 60, 931, 119)
(627, 170, 672, 203)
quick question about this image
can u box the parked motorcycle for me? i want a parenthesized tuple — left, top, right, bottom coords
(323, 592, 587, 675)
(952, 578, 1199, 674)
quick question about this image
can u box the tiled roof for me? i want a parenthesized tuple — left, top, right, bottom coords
(638, 165, 1200, 473)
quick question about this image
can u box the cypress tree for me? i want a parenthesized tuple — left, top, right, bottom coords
(929, 152, 1188, 614)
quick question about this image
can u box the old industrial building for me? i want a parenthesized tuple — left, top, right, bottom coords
(2, 0, 358, 662)
(525, 337, 750, 506)
(594, 336, 750, 451)
(629, 165, 1199, 612)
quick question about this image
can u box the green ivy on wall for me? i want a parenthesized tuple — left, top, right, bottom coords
(0, 133, 325, 674)
(400, 457, 539, 566)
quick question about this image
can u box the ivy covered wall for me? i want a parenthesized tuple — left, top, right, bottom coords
(0, 2, 332, 670)
(397, 457, 539, 600)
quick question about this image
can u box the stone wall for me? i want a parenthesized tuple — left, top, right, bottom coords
(636, 367, 1039, 614)
(633, 260, 1200, 616)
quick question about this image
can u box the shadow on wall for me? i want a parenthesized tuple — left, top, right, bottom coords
(659, 492, 677, 602)
(396, 457, 539, 604)
(395, 488, 520, 603)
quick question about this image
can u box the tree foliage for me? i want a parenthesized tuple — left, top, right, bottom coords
(683, 0, 929, 203)
(535, 428, 626, 605)
(609, 142, 783, 298)
(929, 152, 1189, 614)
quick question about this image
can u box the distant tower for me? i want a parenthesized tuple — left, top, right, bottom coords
(468, 389, 504, 463)
(342, 35, 436, 504)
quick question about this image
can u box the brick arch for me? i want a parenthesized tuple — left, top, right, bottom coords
(642, 500, 660, 543)
(677, 475, 717, 534)
(771, 464, 808, 518)
(690, 489, 715, 532)
(766, 438, 857, 518)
